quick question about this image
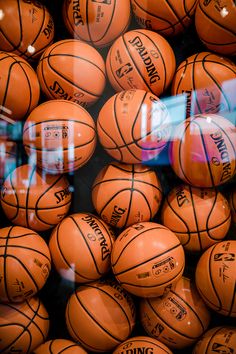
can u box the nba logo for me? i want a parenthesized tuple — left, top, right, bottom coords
(116, 63, 133, 78)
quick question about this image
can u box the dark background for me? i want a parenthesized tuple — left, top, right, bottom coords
(1, 0, 236, 353)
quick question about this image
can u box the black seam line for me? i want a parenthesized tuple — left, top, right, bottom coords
(113, 242, 181, 276)
(0, 232, 37, 239)
(0, 323, 32, 354)
(81, 283, 133, 335)
(115, 91, 148, 161)
(69, 215, 103, 276)
(26, 298, 49, 320)
(134, 29, 167, 92)
(169, 288, 206, 332)
(86, 0, 92, 43)
(192, 53, 202, 113)
(66, 303, 101, 351)
(0, 245, 51, 262)
(175, 57, 236, 75)
(172, 213, 231, 236)
(64, 1, 75, 35)
(54, 220, 97, 280)
(38, 53, 54, 97)
(1, 199, 71, 210)
(209, 243, 222, 310)
(120, 264, 184, 288)
(25, 165, 37, 228)
(123, 165, 134, 227)
(178, 121, 194, 185)
(122, 33, 151, 92)
(206, 188, 218, 236)
(112, 225, 169, 266)
(23, 136, 95, 151)
(98, 186, 131, 218)
(165, 0, 186, 30)
(3, 226, 13, 303)
(107, 42, 126, 90)
(146, 298, 199, 340)
(189, 185, 202, 251)
(196, 286, 236, 314)
(49, 339, 54, 354)
(199, 1, 236, 37)
(74, 289, 125, 343)
(97, 118, 123, 161)
(40, 51, 106, 79)
(183, 0, 198, 19)
(26, 38, 54, 61)
(201, 38, 236, 47)
(202, 58, 231, 112)
(92, 178, 162, 193)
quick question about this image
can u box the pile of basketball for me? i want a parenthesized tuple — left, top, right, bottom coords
(0, 0, 235, 353)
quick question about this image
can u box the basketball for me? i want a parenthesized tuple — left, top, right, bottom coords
(171, 52, 236, 117)
(33, 339, 88, 354)
(229, 188, 236, 223)
(193, 326, 236, 354)
(195, 0, 236, 56)
(0, 296, 49, 353)
(195, 240, 236, 317)
(63, 0, 131, 48)
(111, 222, 185, 297)
(65, 279, 136, 352)
(113, 336, 173, 354)
(161, 184, 231, 252)
(49, 212, 115, 283)
(169, 114, 236, 187)
(0, 0, 54, 60)
(92, 162, 163, 228)
(97, 89, 171, 164)
(1, 164, 72, 231)
(37, 39, 106, 107)
(140, 276, 210, 349)
(23, 100, 97, 174)
(131, 0, 198, 36)
(106, 29, 176, 96)
(0, 51, 40, 123)
(0, 225, 51, 303)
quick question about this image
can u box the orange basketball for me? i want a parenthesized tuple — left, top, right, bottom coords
(0, 0, 54, 60)
(0, 225, 51, 303)
(23, 100, 97, 173)
(33, 339, 88, 354)
(0, 51, 40, 123)
(1, 164, 72, 231)
(0, 296, 49, 353)
(0, 139, 16, 181)
(193, 326, 236, 354)
(195, 0, 236, 56)
(111, 222, 185, 297)
(113, 336, 173, 354)
(195, 240, 236, 317)
(171, 52, 236, 117)
(37, 39, 106, 107)
(49, 212, 115, 283)
(169, 114, 236, 187)
(92, 162, 163, 228)
(63, 0, 131, 48)
(140, 276, 211, 349)
(97, 89, 171, 163)
(106, 29, 176, 96)
(131, 0, 198, 36)
(161, 184, 231, 252)
(65, 279, 136, 352)
(229, 188, 236, 223)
